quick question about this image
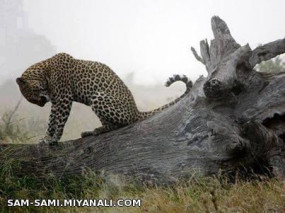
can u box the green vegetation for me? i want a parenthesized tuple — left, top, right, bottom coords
(0, 112, 285, 212)
(257, 55, 285, 73)
(0, 100, 30, 143)
(0, 159, 285, 212)
(0, 92, 285, 212)
(0, 100, 48, 144)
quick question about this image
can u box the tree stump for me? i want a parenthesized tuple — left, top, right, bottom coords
(1, 16, 285, 184)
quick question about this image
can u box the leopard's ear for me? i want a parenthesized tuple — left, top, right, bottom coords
(16, 77, 26, 85)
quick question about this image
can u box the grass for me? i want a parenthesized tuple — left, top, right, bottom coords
(0, 108, 285, 212)
(0, 100, 30, 143)
(0, 162, 285, 213)
(0, 100, 46, 143)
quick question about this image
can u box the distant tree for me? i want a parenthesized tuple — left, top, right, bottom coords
(256, 56, 285, 73)
(0, 0, 56, 83)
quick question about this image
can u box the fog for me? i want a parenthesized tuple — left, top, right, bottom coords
(2, 0, 285, 85)
(1, 0, 285, 142)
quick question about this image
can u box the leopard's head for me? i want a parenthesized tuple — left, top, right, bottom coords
(16, 77, 50, 107)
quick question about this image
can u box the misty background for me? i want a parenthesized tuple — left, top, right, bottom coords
(1, 0, 285, 142)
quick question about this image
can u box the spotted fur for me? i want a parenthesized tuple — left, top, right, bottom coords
(16, 53, 192, 144)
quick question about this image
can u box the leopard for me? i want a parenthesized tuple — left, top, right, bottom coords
(16, 53, 192, 144)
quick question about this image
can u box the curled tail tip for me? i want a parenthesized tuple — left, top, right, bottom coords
(165, 74, 191, 87)
(165, 75, 177, 87)
(165, 76, 174, 87)
(165, 83, 170, 87)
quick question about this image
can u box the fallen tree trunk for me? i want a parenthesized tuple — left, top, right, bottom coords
(1, 16, 285, 184)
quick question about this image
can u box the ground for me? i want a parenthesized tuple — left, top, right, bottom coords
(1, 106, 285, 212)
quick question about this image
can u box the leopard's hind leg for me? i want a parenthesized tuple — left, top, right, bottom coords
(81, 91, 139, 137)
(81, 122, 120, 137)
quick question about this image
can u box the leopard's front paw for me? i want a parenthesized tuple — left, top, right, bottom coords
(38, 136, 58, 146)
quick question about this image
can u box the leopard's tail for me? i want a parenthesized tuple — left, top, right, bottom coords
(138, 74, 192, 119)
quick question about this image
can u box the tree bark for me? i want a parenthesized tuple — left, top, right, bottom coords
(1, 16, 285, 184)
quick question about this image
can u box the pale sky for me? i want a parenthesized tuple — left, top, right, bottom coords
(4, 0, 285, 85)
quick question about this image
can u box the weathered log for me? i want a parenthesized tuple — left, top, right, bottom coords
(1, 16, 285, 184)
